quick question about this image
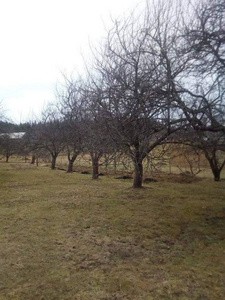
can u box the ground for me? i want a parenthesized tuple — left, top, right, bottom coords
(0, 162, 224, 299)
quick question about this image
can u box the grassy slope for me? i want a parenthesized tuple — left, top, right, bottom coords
(0, 163, 224, 300)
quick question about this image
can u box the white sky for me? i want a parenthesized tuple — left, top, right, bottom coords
(0, 0, 143, 123)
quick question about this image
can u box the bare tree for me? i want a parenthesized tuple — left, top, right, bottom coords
(0, 133, 20, 162)
(58, 79, 86, 173)
(171, 127, 225, 181)
(63, 120, 83, 173)
(83, 96, 114, 179)
(28, 108, 65, 170)
(88, 1, 188, 188)
(189, 131, 225, 181)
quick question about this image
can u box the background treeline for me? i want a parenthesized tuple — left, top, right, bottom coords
(0, 121, 30, 133)
(0, 0, 225, 187)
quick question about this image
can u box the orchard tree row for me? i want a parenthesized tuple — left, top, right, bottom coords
(1, 0, 225, 187)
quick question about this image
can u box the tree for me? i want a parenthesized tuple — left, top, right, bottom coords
(201, 133, 225, 181)
(83, 116, 113, 179)
(82, 85, 115, 179)
(28, 109, 65, 170)
(189, 130, 225, 181)
(63, 119, 83, 173)
(0, 133, 19, 162)
(171, 126, 225, 181)
(89, 1, 188, 188)
(58, 79, 86, 173)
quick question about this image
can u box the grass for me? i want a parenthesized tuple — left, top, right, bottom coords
(0, 162, 224, 299)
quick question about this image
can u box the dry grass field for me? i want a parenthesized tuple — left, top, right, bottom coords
(0, 162, 224, 299)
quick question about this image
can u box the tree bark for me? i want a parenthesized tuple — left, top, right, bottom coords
(51, 154, 57, 170)
(67, 160, 74, 173)
(132, 143, 144, 188)
(90, 152, 101, 179)
(133, 160, 143, 188)
(92, 160, 99, 179)
(90, 156, 99, 179)
(5, 155, 9, 163)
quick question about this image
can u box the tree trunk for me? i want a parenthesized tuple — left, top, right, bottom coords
(31, 154, 36, 165)
(212, 167, 221, 181)
(133, 160, 143, 188)
(204, 150, 222, 182)
(6, 155, 9, 163)
(67, 153, 78, 173)
(51, 154, 57, 170)
(206, 154, 221, 181)
(92, 159, 99, 179)
(67, 160, 74, 173)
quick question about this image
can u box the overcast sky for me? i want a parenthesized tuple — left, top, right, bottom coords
(0, 0, 143, 123)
